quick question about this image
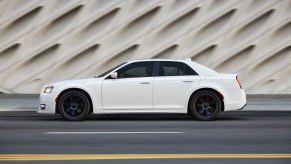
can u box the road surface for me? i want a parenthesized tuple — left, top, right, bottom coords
(0, 97, 290, 164)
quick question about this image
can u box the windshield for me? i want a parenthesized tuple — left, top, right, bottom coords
(97, 62, 127, 77)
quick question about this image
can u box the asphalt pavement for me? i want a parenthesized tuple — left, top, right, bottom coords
(0, 96, 291, 164)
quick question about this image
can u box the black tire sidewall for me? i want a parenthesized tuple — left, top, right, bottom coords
(189, 91, 221, 121)
(58, 91, 90, 121)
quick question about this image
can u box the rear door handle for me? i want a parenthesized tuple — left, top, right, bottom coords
(140, 82, 150, 84)
(182, 80, 193, 83)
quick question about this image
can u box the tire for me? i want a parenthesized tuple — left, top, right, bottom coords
(188, 90, 221, 121)
(58, 90, 91, 121)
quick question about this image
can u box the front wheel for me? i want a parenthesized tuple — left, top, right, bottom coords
(58, 91, 90, 121)
(188, 91, 221, 121)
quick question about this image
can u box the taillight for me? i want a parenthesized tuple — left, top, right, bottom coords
(236, 75, 242, 89)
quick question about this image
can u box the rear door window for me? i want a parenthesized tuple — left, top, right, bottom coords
(159, 61, 197, 76)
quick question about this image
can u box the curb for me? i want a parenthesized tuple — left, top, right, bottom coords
(246, 94, 291, 99)
(0, 94, 39, 99)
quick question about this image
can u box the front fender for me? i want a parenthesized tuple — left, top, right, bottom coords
(54, 82, 102, 113)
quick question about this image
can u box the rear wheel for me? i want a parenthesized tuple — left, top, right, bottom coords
(58, 91, 90, 121)
(189, 91, 221, 121)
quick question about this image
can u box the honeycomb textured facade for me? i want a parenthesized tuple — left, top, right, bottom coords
(0, 0, 290, 94)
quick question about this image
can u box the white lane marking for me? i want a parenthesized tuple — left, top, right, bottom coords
(45, 132, 184, 134)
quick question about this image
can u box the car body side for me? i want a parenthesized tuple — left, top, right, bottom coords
(38, 60, 246, 115)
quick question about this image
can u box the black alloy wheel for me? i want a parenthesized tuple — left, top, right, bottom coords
(58, 91, 90, 121)
(189, 91, 221, 121)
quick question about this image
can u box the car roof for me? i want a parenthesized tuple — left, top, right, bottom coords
(129, 59, 189, 62)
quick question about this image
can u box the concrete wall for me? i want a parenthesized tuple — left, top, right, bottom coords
(0, 0, 290, 94)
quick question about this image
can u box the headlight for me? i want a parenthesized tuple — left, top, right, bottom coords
(44, 86, 54, 93)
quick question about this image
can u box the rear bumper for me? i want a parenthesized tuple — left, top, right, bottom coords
(224, 89, 247, 111)
(239, 103, 247, 110)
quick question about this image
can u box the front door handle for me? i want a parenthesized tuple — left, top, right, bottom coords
(140, 82, 150, 84)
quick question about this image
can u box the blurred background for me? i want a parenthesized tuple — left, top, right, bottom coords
(0, 0, 290, 94)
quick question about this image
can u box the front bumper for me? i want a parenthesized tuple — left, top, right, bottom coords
(38, 92, 57, 114)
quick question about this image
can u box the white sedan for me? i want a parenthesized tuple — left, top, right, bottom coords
(38, 59, 246, 121)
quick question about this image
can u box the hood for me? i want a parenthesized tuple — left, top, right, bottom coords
(48, 77, 102, 86)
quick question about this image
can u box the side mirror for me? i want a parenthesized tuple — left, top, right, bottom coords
(110, 72, 118, 79)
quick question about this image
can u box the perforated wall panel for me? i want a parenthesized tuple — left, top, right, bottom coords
(0, 0, 290, 93)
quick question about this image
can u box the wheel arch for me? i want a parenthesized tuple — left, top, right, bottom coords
(55, 88, 93, 114)
(187, 88, 225, 113)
